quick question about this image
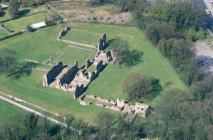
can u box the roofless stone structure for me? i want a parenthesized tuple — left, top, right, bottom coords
(43, 34, 116, 99)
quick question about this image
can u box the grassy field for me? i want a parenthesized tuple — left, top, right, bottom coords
(0, 72, 117, 124)
(0, 20, 187, 124)
(3, 12, 47, 32)
(0, 25, 96, 65)
(66, 23, 187, 106)
(0, 101, 26, 126)
(0, 23, 115, 124)
(0, 30, 8, 38)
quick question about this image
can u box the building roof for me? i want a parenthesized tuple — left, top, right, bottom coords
(30, 22, 46, 29)
(0, 4, 9, 9)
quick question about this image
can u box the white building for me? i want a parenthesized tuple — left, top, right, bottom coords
(30, 22, 46, 30)
(0, 4, 9, 9)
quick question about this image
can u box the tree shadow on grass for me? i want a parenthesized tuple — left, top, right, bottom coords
(0, 11, 6, 17)
(8, 62, 39, 80)
(19, 9, 30, 17)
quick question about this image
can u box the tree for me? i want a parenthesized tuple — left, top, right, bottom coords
(8, 0, 20, 18)
(149, 1, 205, 30)
(24, 113, 38, 140)
(122, 72, 162, 102)
(108, 38, 143, 67)
(0, 5, 4, 16)
(145, 89, 212, 140)
(8, 62, 37, 79)
(0, 48, 17, 76)
(145, 22, 175, 45)
(95, 112, 114, 140)
(26, 25, 34, 32)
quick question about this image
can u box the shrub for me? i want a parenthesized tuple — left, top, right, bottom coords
(122, 72, 162, 102)
(26, 25, 34, 32)
(145, 22, 175, 45)
(108, 38, 143, 67)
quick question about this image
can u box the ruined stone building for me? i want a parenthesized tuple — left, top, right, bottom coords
(43, 34, 116, 99)
(84, 95, 150, 118)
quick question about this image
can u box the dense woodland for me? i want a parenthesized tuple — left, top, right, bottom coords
(0, 0, 213, 140)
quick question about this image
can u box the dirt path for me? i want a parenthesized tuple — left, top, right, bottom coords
(58, 39, 97, 49)
(66, 45, 95, 51)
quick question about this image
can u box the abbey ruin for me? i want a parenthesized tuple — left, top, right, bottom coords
(43, 33, 150, 118)
(43, 34, 116, 99)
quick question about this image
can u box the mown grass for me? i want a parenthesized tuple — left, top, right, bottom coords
(0, 100, 26, 126)
(3, 12, 47, 32)
(0, 72, 118, 124)
(0, 25, 95, 65)
(0, 21, 187, 124)
(66, 22, 187, 106)
(0, 30, 7, 38)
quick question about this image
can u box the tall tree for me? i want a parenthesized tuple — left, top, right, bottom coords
(8, 0, 20, 18)
(0, 48, 17, 76)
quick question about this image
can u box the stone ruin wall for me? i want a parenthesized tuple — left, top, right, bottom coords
(85, 95, 150, 118)
(43, 62, 64, 86)
(58, 61, 79, 86)
(43, 33, 115, 99)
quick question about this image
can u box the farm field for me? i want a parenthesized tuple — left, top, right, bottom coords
(0, 19, 187, 124)
(0, 100, 26, 127)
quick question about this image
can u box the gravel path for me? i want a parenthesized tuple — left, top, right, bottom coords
(195, 41, 213, 72)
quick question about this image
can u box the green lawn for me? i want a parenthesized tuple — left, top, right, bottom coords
(0, 72, 117, 124)
(3, 12, 47, 32)
(0, 30, 7, 38)
(0, 5, 47, 22)
(0, 25, 96, 65)
(0, 101, 26, 126)
(0, 23, 115, 124)
(67, 23, 187, 106)
(0, 21, 187, 124)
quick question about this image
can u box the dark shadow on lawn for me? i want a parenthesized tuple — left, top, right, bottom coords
(19, 9, 30, 17)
